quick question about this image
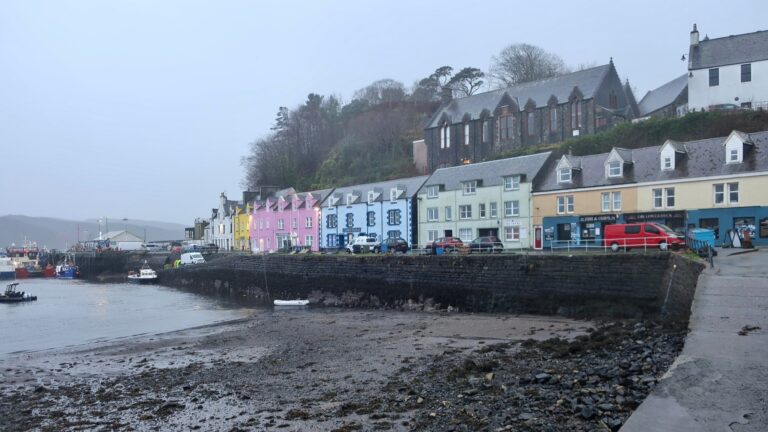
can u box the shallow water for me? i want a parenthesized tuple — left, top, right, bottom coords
(0, 279, 254, 356)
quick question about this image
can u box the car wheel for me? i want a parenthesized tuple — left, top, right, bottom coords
(610, 242, 620, 252)
(659, 241, 668, 251)
(373, 247, 380, 253)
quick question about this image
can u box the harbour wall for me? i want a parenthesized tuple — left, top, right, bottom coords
(154, 253, 705, 321)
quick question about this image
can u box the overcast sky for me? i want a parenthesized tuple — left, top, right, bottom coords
(1, 1, 766, 225)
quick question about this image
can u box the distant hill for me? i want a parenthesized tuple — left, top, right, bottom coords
(0, 215, 187, 250)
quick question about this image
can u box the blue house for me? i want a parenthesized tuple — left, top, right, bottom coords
(319, 176, 429, 250)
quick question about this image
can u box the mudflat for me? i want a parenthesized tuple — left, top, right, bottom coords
(0, 309, 683, 431)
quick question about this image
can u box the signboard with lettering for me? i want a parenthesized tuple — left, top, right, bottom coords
(578, 214, 617, 223)
(624, 211, 685, 222)
(342, 228, 362, 233)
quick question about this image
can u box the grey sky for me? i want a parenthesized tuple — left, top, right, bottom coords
(1, 0, 765, 225)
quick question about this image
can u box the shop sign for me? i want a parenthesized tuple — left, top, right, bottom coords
(342, 228, 362, 233)
(503, 219, 521, 227)
(624, 211, 685, 222)
(578, 214, 617, 223)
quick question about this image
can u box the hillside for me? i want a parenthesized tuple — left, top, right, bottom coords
(0, 215, 187, 250)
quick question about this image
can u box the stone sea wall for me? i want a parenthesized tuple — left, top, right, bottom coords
(155, 253, 705, 321)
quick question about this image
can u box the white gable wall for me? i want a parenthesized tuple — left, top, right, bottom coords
(688, 59, 768, 111)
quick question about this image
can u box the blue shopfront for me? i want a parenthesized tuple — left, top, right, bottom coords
(687, 206, 768, 246)
(542, 214, 618, 248)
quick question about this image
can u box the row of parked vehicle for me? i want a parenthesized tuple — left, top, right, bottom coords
(344, 222, 693, 255)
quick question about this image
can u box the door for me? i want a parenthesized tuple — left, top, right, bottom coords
(534, 226, 543, 250)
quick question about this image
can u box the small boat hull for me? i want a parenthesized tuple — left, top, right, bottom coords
(0, 271, 15, 280)
(127, 276, 158, 284)
(273, 299, 309, 306)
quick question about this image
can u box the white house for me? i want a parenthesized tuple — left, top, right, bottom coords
(687, 24, 768, 111)
(207, 192, 238, 251)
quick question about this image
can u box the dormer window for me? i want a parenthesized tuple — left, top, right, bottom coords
(558, 168, 572, 183)
(504, 175, 520, 191)
(463, 181, 477, 195)
(367, 191, 376, 204)
(663, 157, 672, 170)
(426, 185, 438, 198)
(346, 194, 354, 206)
(390, 189, 398, 202)
(607, 161, 622, 178)
(729, 149, 739, 163)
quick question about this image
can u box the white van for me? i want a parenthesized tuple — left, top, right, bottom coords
(180, 252, 205, 265)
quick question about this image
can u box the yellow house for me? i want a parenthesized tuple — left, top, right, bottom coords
(233, 204, 252, 252)
(533, 130, 768, 247)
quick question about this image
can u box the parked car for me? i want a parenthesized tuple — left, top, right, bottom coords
(346, 236, 379, 254)
(603, 223, 686, 251)
(373, 237, 409, 254)
(142, 243, 163, 252)
(708, 103, 741, 112)
(426, 237, 464, 253)
(469, 236, 504, 253)
(180, 252, 205, 265)
(201, 243, 219, 253)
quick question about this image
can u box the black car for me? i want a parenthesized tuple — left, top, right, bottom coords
(201, 243, 219, 253)
(374, 237, 409, 254)
(469, 236, 504, 253)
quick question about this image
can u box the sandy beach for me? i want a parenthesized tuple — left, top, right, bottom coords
(0, 309, 683, 431)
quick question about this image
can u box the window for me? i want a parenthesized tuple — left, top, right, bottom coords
(459, 228, 473, 242)
(326, 234, 337, 247)
(504, 226, 520, 241)
(612, 191, 622, 211)
(459, 205, 472, 219)
(504, 200, 519, 217)
(305, 217, 313, 228)
(602, 192, 611, 212)
(741, 64, 751, 83)
(646, 224, 660, 234)
(571, 100, 580, 129)
(305, 236, 313, 247)
(665, 187, 675, 208)
(325, 215, 338, 228)
(709, 68, 719, 87)
(504, 175, 520, 191)
(479, 203, 486, 218)
(390, 189, 398, 202)
(607, 161, 621, 177)
(490, 202, 498, 218)
(663, 157, 672, 170)
(550, 107, 557, 132)
(292, 218, 298, 229)
(558, 168, 571, 183)
(427, 230, 438, 242)
(557, 196, 573, 214)
(367, 191, 376, 204)
(426, 185, 438, 198)
(609, 90, 618, 109)
(259, 220, 263, 229)
(387, 209, 401, 225)
(464, 123, 470, 145)
(729, 149, 739, 163)
(367, 211, 376, 227)
(463, 180, 477, 195)
(427, 207, 438, 221)
(625, 225, 641, 234)
(346, 194, 355, 206)
(440, 123, 451, 148)
(445, 206, 452, 221)
(499, 115, 515, 140)
(482, 120, 490, 143)
(527, 112, 535, 136)
(652, 189, 663, 208)
(728, 182, 739, 203)
(713, 184, 724, 204)
(566, 195, 574, 213)
(345, 213, 354, 228)
(277, 219, 285, 230)
(699, 218, 720, 239)
(557, 196, 565, 214)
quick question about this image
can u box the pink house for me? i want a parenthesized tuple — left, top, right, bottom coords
(250, 188, 333, 253)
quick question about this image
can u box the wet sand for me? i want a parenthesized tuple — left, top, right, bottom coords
(0, 309, 593, 431)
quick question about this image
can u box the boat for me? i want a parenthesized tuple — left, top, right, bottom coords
(6, 244, 42, 278)
(0, 282, 37, 303)
(56, 255, 79, 279)
(0, 257, 15, 280)
(127, 261, 158, 284)
(273, 299, 310, 306)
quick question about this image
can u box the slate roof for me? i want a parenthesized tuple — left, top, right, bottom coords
(326, 176, 430, 202)
(422, 152, 552, 192)
(689, 30, 768, 70)
(427, 64, 613, 128)
(535, 131, 768, 192)
(638, 74, 688, 116)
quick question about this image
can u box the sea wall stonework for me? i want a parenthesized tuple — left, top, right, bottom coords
(157, 253, 704, 321)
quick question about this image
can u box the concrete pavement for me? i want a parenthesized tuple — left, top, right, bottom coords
(622, 248, 768, 432)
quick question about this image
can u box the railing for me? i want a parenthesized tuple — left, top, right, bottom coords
(684, 235, 715, 268)
(547, 236, 684, 254)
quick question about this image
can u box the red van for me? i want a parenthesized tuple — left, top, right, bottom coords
(603, 223, 685, 251)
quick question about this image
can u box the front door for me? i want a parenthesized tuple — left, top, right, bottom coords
(534, 226, 543, 250)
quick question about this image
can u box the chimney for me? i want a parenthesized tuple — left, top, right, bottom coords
(690, 23, 699, 46)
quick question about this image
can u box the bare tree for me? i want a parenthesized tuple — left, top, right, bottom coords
(353, 79, 406, 105)
(489, 43, 569, 88)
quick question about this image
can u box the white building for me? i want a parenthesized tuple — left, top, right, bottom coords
(207, 192, 238, 251)
(687, 24, 768, 112)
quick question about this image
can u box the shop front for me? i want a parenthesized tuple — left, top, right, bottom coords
(578, 214, 618, 245)
(623, 211, 687, 234)
(687, 206, 768, 246)
(541, 215, 579, 248)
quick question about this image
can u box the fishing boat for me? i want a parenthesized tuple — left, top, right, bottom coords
(127, 261, 158, 284)
(273, 299, 310, 306)
(0, 282, 37, 303)
(6, 244, 41, 278)
(0, 257, 15, 280)
(56, 255, 79, 279)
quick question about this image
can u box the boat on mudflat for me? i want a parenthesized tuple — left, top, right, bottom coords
(0, 282, 37, 303)
(127, 261, 158, 284)
(273, 299, 310, 306)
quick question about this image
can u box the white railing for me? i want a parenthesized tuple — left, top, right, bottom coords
(547, 236, 683, 253)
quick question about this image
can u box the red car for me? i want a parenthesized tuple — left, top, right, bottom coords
(426, 237, 464, 253)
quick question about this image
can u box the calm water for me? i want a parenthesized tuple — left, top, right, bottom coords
(0, 279, 255, 356)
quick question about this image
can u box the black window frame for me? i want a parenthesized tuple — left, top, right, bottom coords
(709, 68, 719, 87)
(741, 64, 751, 83)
